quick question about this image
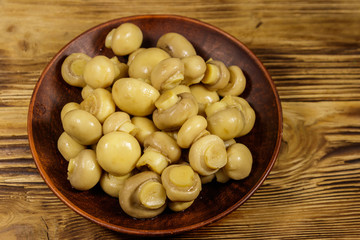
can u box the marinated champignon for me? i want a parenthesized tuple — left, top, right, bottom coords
(96, 131, 141, 176)
(112, 78, 160, 117)
(105, 23, 143, 56)
(221, 95, 256, 137)
(127, 48, 145, 66)
(81, 85, 94, 100)
(131, 116, 158, 145)
(83, 55, 116, 89)
(161, 164, 201, 202)
(150, 57, 184, 91)
(217, 65, 246, 97)
(80, 88, 115, 123)
(189, 134, 227, 176)
(152, 92, 198, 131)
(128, 47, 170, 80)
(110, 56, 129, 79)
(136, 131, 181, 174)
(156, 32, 196, 58)
(60, 102, 80, 122)
(181, 55, 207, 86)
(61, 53, 91, 87)
(57, 132, 85, 161)
(100, 171, 132, 198)
(67, 149, 102, 191)
(168, 200, 194, 212)
(119, 171, 167, 219)
(102, 111, 138, 136)
(62, 109, 102, 145)
(215, 168, 230, 183)
(177, 115, 209, 148)
(223, 143, 253, 180)
(201, 60, 230, 91)
(189, 84, 219, 116)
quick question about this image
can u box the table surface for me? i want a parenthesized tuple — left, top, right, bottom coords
(1, 0, 360, 239)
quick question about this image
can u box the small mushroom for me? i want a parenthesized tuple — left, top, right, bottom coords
(128, 47, 170, 80)
(62, 109, 102, 145)
(150, 57, 184, 91)
(181, 55, 207, 86)
(60, 102, 81, 123)
(161, 164, 201, 202)
(83, 55, 116, 89)
(57, 132, 86, 161)
(80, 88, 115, 123)
(112, 78, 160, 117)
(131, 116, 159, 145)
(119, 171, 167, 219)
(96, 131, 141, 176)
(67, 149, 102, 191)
(100, 171, 132, 198)
(105, 23, 143, 56)
(223, 143, 253, 180)
(156, 32, 196, 58)
(61, 53, 91, 87)
(189, 84, 219, 116)
(201, 60, 230, 91)
(136, 131, 181, 174)
(152, 92, 198, 131)
(103, 111, 138, 136)
(110, 56, 129, 79)
(217, 65, 246, 97)
(189, 134, 227, 176)
(177, 115, 209, 148)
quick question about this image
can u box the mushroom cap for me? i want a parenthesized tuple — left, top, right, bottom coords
(177, 115, 208, 148)
(152, 92, 198, 131)
(156, 32, 197, 58)
(144, 131, 181, 163)
(202, 60, 230, 91)
(223, 143, 253, 180)
(150, 57, 184, 91)
(119, 171, 167, 219)
(217, 65, 246, 97)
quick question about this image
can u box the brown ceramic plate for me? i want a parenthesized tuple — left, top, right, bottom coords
(28, 15, 282, 236)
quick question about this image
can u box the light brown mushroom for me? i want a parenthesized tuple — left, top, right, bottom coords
(156, 32, 196, 58)
(152, 92, 198, 131)
(181, 55, 207, 86)
(131, 116, 159, 146)
(150, 57, 184, 91)
(223, 143, 253, 180)
(136, 131, 181, 174)
(177, 115, 209, 148)
(189, 84, 219, 116)
(119, 171, 167, 219)
(102, 111, 138, 136)
(61, 53, 91, 87)
(83, 55, 116, 89)
(100, 171, 132, 198)
(161, 164, 201, 202)
(217, 65, 246, 97)
(57, 132, 86, 161)
(188, 134, 227, 176)
(67, 149, 102, 191)
(201, 59, 230, 91)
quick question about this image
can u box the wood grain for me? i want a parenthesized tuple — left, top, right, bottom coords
(1, 0, 360, 239)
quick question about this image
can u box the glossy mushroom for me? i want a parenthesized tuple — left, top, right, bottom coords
(83, 55, 116, 89)
(61, 53, 91, 87)
(60, 102, 80, 122)
(217, 65, 246, 97)
(100, 171, 132, 198)
(150, 57, 184, 91)
(181, 55, 207, 86)
(156, 32, 196, 58)
(152, 92, 198, 131)
(131, 116, 158, 145)
(102, 111, 138, 136)
(189, 84, 219, 116)
(112, 77, 160, 117)
(119, 171, 167, 219)
(201, 59, 230, 91)
(223, 143, 253, 180)
(136, 131, 181, 174)
(177, 115, 209, 148)
(57, 132, 86, 161)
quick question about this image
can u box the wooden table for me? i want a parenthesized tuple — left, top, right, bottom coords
(1, 1, 360, 239)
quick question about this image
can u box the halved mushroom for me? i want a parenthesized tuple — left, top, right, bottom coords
(57, 132, 86, 161)
(119, 171, 167, 219)
(102, 111, 138, 136)
(152, 92, 198, 131)
(100, 171, 132, 198)
(150, 57, 184, 91)
(136, 131, 181, 174)
(217, 65, 246, 97)
(112, 78, 160, 117)
(189, 84, 219, 116)
(177, 115, 209, 148)
(189, 134, 227, 176)
(96, 131, 141, 176)
(67, 149, 102, 191)
(61, 53, 91, 87)
(223, 143, 253, 180)
(80, 88, 115, 123)
(161, 164, 201, 202)
(156, 32, 196, 58)
(131, 116, 158, 145)
(201, 60, 230, 91)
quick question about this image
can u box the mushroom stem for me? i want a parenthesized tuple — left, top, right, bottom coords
(136, 147, 170, 174)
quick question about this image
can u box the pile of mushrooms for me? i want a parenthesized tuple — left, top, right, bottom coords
(57, 23, 255, 219)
